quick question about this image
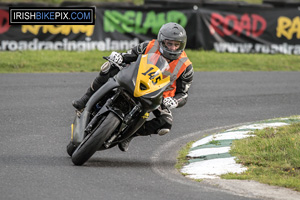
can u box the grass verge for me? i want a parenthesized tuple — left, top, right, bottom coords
(175, 141, 194, 171)
(1, 50, 300, 73)
(222, 122, 300, 191)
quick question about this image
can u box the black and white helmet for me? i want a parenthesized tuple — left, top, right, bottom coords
(157, 22, 187, 60)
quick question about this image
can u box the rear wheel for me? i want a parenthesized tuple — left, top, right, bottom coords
(71, 112, 120, 166)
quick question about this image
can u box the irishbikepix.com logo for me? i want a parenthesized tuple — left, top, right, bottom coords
(9, 7, 95, 25)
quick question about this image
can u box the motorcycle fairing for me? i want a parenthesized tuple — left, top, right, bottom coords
(71, 53, 174, 146)
(71, 79, 120, 145)
(134, 54, 170, 97)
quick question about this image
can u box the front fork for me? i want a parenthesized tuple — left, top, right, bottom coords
(104, 104, 143, 148)
(85, 88, 146, 149)
(71, 88, 149, 149)
(84, 88, 123, 135)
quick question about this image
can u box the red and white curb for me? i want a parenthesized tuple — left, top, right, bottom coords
(181, 117, 300, 179)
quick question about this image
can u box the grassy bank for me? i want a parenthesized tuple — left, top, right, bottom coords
(223, 122, 300, 191)
(177, 118, 300, 191)
(1, 50, 300, 73)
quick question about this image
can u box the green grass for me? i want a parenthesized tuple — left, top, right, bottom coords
(0, 50, 111, 73)
(222, 122, 300, 191)
(187, 50, 300, 71)
(1, 50, 300, 73)
(176, 141, 194, 171)
(177, 117, 300, 191)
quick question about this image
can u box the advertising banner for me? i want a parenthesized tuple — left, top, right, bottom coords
(96, 7, 198, 49)
(0, 6, 195, 51)
(198, 7, 300, 54)
(0, 4, 299, 54)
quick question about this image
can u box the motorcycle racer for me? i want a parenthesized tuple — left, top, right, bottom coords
(72, 22, 194, 152)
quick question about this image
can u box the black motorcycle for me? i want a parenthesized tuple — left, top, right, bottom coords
(67, 52, 174, 166)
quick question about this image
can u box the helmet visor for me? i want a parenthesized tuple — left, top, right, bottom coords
(161, 38, 186, 53)
(163, 40, 183, 52)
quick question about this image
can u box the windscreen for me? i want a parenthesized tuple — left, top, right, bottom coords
(133, 53, 173, 98)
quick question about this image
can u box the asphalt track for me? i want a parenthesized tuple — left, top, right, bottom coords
(1, 72, 299, 200)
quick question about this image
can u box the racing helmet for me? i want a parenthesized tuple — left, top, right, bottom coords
(157, 22, 187, 60)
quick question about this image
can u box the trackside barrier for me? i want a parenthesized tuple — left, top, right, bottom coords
(0, 1, 299, 54)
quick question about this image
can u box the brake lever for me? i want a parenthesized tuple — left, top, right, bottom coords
(103, 56, 123, 70)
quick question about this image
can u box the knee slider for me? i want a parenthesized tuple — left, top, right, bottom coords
(157, 128, 170, 136)
(160, 114, 173, 128)
(156, 114, 172, 136)
(100, 61, 111, 74)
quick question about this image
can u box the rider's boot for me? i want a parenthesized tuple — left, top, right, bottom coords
(72, 89, 92, 110)
(118, 136, 135, 152)
(72, 87, 94, 110)
(118, 127, 147, 152)
(72, 72, 108, 110)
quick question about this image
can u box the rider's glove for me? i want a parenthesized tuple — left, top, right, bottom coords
(163, 97, 178, 110)
(109, 51, 123, 64)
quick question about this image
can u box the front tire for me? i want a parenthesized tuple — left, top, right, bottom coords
(71, 112, 120, 166)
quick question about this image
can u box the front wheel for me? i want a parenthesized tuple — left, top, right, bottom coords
(71, 112, 121, 166)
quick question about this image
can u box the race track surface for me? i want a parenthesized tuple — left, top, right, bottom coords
(1, 72, 299, 200)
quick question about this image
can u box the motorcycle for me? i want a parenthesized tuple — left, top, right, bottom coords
(67, 52, 174, 166)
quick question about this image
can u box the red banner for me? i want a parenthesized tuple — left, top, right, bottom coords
(199, 7, 300, 54)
